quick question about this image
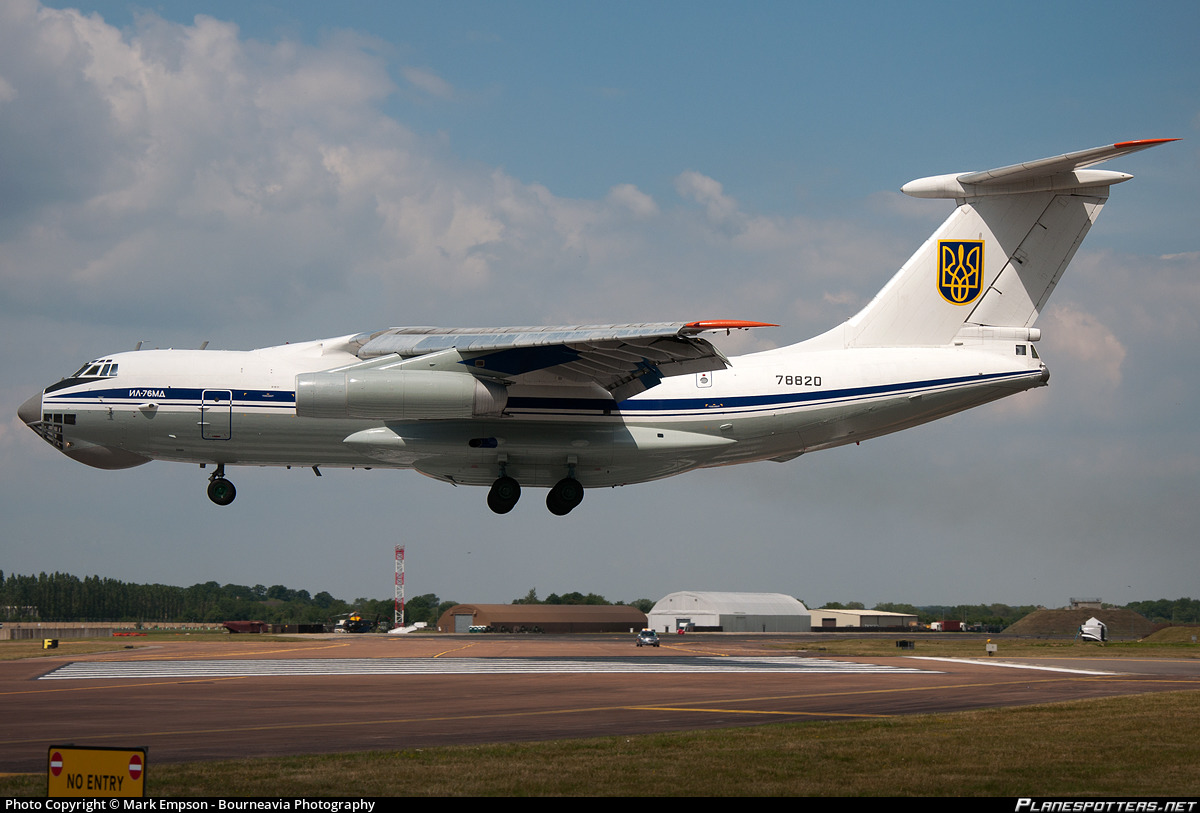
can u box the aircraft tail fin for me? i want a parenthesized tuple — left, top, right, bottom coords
(830, 139, 1176, 348)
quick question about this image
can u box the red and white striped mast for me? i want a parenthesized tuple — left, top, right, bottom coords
(394, 545, 405, 628)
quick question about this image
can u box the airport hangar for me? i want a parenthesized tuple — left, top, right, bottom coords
(436, 593, 816, 634)
(647, 592, 811, 633)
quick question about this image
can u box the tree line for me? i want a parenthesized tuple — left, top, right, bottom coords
(4, 571, 1195, 627)
(511, 588, 653, 612)
(0, 570, 453, 627)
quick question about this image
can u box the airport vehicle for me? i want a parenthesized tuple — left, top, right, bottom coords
(637, 629, 660, 648)
(332, 612, 374, 634)
(19, 140, 1174, 515)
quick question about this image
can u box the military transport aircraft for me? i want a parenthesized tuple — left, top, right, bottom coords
(20, 139, 1175, 515)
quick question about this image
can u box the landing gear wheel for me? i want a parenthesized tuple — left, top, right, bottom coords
(207, 477, 236, 506)
(546, 477, 584, 516)
(487, 476, 521, 514)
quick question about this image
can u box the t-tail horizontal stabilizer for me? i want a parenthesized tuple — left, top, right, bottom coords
(826, 139, 1177, 349)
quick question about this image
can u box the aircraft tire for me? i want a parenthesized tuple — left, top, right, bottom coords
(546, 477, 584, 516)
(487, 476, 521, 514)
(207, 477, 236, 506)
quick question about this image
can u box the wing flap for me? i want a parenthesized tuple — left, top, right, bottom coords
(351, 321, 776, 397)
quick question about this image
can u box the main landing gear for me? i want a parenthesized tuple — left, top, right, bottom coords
(546, 476, 584, 516)
(486, 462, 585, 516)
(487, 474, 521, 514)
(206, 464, 236, 506)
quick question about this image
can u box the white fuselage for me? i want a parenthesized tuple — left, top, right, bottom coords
(29, 334, 1048, 489)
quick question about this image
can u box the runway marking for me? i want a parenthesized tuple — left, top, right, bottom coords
(37, 656, 939, 680)
(909, 657, 1124, 675)
(2, 695, 904, 748)
(117, 641, 354, 661)
(6, 675, 1180, 749)
(631, 706, 893, 719)
(0, 676, 250, 697)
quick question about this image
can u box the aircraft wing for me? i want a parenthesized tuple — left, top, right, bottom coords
(348, 320, 775, 401)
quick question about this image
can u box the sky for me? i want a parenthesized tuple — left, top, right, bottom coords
(2, 0, 1198, 611)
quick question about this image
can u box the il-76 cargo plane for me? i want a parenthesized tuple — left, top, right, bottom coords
(20, 140, 1174, 515)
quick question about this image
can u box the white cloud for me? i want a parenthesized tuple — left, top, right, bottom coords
(606, 183, 658, 218)
(0, 4, 912, 340)
(674, 170, 741, 225)
(1042, 303, 1126, 386)
(401, 66, 454, 99)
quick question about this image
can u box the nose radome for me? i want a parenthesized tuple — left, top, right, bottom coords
(18, 391, 43, 426)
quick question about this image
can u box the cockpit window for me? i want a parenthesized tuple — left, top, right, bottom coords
(70, 359, 119, 379)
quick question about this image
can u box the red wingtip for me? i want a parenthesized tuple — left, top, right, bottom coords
(685, 320, 779, 330)
(1113, 138, 1180, 148)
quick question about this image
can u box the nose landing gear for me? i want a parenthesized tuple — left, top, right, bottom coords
(206, 464, 236, 506)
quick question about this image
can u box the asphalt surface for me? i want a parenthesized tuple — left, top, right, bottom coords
(3, 633, 1198, 772)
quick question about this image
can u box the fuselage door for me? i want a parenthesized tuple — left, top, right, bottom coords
(200, 390, 232, 440)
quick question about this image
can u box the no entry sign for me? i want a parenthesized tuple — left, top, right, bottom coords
(46, 745, 147, 797)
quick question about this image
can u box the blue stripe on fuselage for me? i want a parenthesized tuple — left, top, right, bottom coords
(508, 370, 1034, 416)
(42, 370, 1034, 417)
(43, 386, 297, 407)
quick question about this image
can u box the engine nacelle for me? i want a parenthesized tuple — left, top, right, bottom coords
(295, 370, 507, 420)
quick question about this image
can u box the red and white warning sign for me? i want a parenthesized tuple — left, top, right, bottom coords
(46, 745, 146, 797)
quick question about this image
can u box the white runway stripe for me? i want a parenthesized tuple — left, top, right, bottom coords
(39, 656, 939, 680)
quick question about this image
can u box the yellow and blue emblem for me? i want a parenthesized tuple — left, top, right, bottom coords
(937, 240, 984, 305)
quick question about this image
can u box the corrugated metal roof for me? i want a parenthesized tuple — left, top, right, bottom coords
(651, 592, 808, 615)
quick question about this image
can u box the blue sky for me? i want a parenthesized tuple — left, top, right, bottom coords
(2, 1, 1197, 610)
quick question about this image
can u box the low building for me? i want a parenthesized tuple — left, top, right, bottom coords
(811, 609, 918, 629)
(436, 604, 646, 633)
(647, 592, 810, 633)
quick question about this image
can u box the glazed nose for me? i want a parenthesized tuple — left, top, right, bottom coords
(18, 390, 43, 426)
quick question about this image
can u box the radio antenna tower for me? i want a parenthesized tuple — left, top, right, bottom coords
(394, 546, 405, 628)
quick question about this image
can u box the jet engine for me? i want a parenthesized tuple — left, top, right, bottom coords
(295, 370, 507, 420)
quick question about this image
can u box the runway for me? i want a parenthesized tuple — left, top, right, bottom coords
(3, 634, 1197, 773)
(38, 655, 937, 678)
